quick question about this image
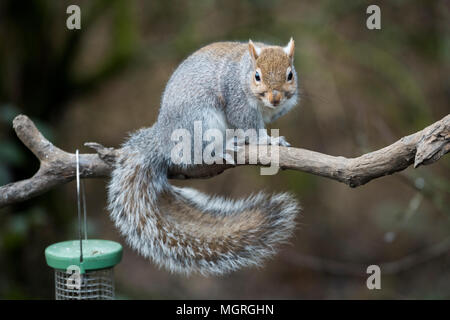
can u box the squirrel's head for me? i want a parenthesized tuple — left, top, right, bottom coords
(248, 38, 297, 109)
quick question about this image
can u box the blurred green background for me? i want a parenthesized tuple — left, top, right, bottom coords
(0, 0, 449, 299)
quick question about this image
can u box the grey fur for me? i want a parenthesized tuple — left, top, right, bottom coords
(108, 41, 301, 275)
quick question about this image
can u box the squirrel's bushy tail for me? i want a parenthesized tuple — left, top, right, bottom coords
(108, 129, 300, 275)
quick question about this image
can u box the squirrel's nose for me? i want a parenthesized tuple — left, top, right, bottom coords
(269, 90, 281, 106)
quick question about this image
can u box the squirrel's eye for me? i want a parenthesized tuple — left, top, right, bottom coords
(287, 71, 293, 81)
(255, 71, 261, 82)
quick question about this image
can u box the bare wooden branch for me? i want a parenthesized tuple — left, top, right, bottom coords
(0, 114, 449, 208)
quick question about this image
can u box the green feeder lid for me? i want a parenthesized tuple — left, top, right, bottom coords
(45, 239, 122, 273)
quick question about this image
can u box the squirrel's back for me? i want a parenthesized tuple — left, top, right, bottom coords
(161, 42, 247, 107)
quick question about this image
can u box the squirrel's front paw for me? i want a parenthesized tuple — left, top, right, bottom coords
(277, 136, 291, 147)
(211, 148, 236, 165)
(262, 135, 291, 147)
(217, 139, 245, 165)
(227, 136, 248, 146)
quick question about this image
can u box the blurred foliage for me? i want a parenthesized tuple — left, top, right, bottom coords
(0, 0, 449, 299)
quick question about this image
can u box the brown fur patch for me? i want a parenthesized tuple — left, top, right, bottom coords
(256, 48, 291, 89)
(249, 46, 297, 105)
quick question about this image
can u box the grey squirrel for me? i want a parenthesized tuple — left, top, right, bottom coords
(108, 39, 301, 275)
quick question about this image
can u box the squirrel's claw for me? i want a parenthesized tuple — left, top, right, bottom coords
(277, 136, 291, 147)
(214, 144, 238, 165)
(259, 135, 291, 147)
(223, 151, 236, 165)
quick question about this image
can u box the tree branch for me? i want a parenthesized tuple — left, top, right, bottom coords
(1, 114, 449, 208)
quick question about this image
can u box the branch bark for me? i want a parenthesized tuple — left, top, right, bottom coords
(1, 114, 449, 208)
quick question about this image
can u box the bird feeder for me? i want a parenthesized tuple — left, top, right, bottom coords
(45, 239, 122, 300)
(44, 150, 122, 300)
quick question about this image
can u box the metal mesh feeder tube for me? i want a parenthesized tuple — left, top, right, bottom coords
(45, 239, 122, 300)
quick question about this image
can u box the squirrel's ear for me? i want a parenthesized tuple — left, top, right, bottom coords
(248, 39, 261, 61)
(283, 37, 295, 61)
